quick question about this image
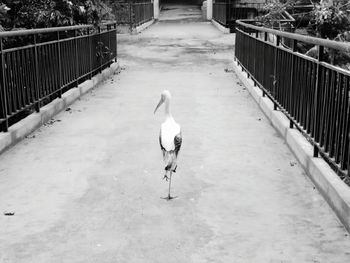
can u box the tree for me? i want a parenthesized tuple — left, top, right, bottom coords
(0, 0, 114, 30)
(310, 0, 350, 39)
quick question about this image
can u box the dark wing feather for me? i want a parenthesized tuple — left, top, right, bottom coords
(174, 132, 182, 156)
(159, 131, 166, 153)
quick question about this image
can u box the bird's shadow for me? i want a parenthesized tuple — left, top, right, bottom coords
(160, 196, 178, 201)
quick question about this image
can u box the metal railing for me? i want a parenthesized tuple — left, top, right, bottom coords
(213, 1, 228, 26)
(0, 23, 117, 132)
(235, 20, 350, 182)
(115, 0, 153, 29)
(213, 1, 294, 32)
(213, 0, 259, 28)
(133, 0, 154, 27)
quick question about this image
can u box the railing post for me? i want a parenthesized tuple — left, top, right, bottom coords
(33, 34, 40, 112)
(0, 38, 8, 132)
(57, 32, 62, 98)
(75, 29, 79, 87)
(107, 24, 111, 65)
(261, 32, 268, 89)
(129, 0, 133, 32)
(88, 27, 92, 79)
(115, 23, 118, 61)
(273, 35, 280, 110)
(225, 0, 230, 28)
(289, 39, 297, 129)
(313, 45, 324, 158)
(98, 26, 102, 73)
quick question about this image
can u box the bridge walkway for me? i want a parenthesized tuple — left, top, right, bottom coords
(0, 4, 349, 263)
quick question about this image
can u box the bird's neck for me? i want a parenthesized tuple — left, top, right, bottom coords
(164, 99, 172, 119)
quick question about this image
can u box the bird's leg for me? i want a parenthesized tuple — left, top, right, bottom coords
(167, 171, 174, 200)
(161, 171, 177, 200)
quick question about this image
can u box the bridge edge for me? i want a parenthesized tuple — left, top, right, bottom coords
(233, 60, 350, 233)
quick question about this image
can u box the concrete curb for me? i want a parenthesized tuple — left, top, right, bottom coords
(211, 19, 230, 34)
(0, 62, 120, 155)
(233, 60, 350, 232)
(133, 19, 155, 34)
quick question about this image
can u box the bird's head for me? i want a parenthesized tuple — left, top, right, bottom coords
(154, 90, 172, 114)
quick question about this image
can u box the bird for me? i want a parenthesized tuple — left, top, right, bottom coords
(154, 90, 182, 200)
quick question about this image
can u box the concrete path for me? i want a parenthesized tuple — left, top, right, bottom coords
(1, 5, 350, 263)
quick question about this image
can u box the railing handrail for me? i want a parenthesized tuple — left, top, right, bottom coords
(236, 20, 350, 53)
(0, 22, 116, 38)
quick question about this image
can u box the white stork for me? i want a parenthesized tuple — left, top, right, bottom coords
(154, 90, 182, 200)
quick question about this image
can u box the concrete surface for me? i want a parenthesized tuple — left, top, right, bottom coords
(0, 63, 119, 155)
(159, 4, 204, 22)
(233, 61, 350, 233)
(211, 19, 230, 34)
(134, 19, 155, 34)
(1, 5, 350, 263)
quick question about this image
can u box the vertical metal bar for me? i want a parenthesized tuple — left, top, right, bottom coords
(22, 49, 29, 106)
(98, 26, 102, 73)
(273, 35, 280, 110)
(225, 0, 229, 27)
(289, 39, 297, 130)
(57, 32, 62, 98)
(34, 34, 40, 112)
(261, 32, 268, 87)
(228, 0, 232, 30)
(12, 51, 20, 111)
(75, 29, 79, 87)
(313, 45, 324, 157)
(129, 0, 133, 32)
(341, 78, 350, 170)
(0, 38, 9, 132)
(115, 23, 118, 61)
(17, 50, 26, 108)
(334, 74, 344, 163)
(88, 28, 92, 78)
(107, 24, 111, 65)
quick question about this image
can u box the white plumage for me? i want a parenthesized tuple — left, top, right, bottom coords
(160, 119, 181, 151)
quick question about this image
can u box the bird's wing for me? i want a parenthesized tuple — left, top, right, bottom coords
(159, 130, 166, 152)
(174, 132, 182, 157)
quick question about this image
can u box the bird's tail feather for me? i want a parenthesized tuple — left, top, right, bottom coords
(163, 151, 177, 172)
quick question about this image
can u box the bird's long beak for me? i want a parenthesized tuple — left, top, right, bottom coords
(154, 97, 164, 114)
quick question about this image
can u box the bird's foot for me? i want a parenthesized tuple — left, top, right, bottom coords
(162, 174, 169, 181)
(161, 195, 177, 201)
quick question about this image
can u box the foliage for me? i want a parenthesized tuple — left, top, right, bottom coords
(0, 0, 114, 30)
(261, 0, 292, 18)
(260, 0, 350, 69)
(96, 41, 112, 60)
(309, 0, 350, 39)
(109, 0, 133, 25)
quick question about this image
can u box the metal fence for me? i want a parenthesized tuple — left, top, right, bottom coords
(235, 20, 350, 182)
(133, 0, 154, 26)
(115, 0, 153, 28)
(213, 1, 259, 30)
(213, 1, 294, 32)
(0, 23, 117, 132)
(213, 1, 228, 26)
